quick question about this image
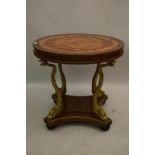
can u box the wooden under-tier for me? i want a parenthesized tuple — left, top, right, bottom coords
(44, 95, 112, 130)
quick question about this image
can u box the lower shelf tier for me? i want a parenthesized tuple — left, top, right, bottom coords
(44, 95, 112, 131)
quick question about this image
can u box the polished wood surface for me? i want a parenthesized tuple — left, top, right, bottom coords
(33, 34, 124, 64)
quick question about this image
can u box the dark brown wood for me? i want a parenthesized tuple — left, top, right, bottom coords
(44, 95, 111, 130)
(33, 34, 124, 64)
(52, 94, 107, 106)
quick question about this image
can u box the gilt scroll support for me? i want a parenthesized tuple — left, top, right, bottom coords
(92, 60, 116, 122)
(39, 59, 66, 120)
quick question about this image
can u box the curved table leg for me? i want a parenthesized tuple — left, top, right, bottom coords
(92, 63, 112, 125)
(40, 60, 66, 120)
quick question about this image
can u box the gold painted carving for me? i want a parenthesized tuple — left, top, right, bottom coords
(92, 61, 115, 121)
(40, 59, 66, 120)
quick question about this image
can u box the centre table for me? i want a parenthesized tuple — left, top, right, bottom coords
(33, 34, 124, 131)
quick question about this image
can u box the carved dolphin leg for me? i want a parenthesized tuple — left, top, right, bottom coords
(40, 60, 66, 120)
(92, 63, 110, 122)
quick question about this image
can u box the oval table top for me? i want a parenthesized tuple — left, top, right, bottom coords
(33, 34, 124, 64)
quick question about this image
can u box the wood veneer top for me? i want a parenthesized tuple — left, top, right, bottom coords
(33, 34, 124, 64)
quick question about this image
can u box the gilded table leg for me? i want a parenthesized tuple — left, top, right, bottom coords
(92, 62, 115, 123)
(39, 60, 66, 120)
